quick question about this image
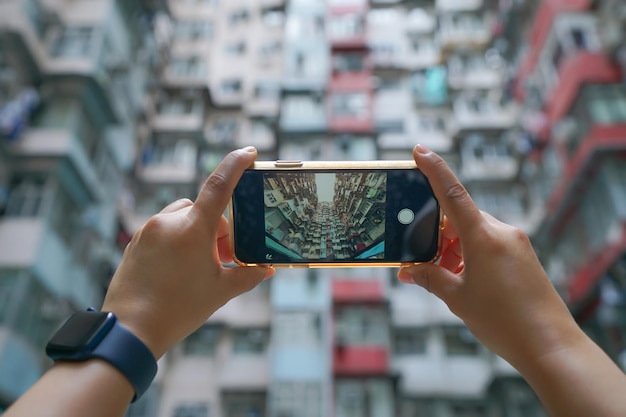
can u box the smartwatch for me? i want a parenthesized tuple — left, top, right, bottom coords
(46, 308, 157, 402)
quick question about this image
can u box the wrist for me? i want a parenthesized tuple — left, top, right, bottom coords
(46, 309, 158, 402)
(507, 312, 587, 372)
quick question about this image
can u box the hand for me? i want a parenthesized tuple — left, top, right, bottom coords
(398, 144, 583, 369)
(102, 147, 273, 358)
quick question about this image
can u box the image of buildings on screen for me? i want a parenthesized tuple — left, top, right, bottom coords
(263, 172, 387, 260)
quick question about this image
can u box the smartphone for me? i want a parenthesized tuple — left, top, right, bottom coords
(229, 160, 443, 268)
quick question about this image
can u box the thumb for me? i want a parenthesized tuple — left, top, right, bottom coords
(222, 267, 275, 298)
(399, 264, 463, 304)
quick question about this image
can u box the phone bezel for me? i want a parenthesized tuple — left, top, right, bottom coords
(228, 160, 444, 268)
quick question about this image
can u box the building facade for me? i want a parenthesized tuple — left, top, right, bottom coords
(1, 0, 624, 416)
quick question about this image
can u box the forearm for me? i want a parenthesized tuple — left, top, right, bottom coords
(518, 333, 626, 417)
(4, 361, 134, 417)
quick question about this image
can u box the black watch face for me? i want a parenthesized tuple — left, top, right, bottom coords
(48, 311, 112, 351)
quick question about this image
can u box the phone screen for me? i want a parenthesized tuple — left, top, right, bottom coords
(231, 168, 441, 266)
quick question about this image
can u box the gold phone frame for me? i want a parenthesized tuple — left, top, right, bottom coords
(228, 160, 444, 268)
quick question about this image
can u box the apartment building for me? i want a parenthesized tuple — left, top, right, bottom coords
(0, 0, 178, 410)
(133, 0, 545, 415)
(3, 0, 624, 416)
(511, 0, 626, 368)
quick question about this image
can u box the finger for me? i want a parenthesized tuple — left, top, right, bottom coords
(216, 216, 234, 263)
(217, 215, 229, 240)
(443, 216, 459, 243)
(439, 238, 463, 273)
(160, 198, 193, 214)
(192, 147, 257, 228)
(414, 144, 483, 240)
(218, 235, 234, 264)
(398, 263, 463, 305)
(221, 266, 274, 299)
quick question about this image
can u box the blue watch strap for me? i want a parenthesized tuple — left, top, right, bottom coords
(91, 321, 158, 402)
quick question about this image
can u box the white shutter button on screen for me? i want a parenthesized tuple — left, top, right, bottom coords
(397, 208, 415, 225)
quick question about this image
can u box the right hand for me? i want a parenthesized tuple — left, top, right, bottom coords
(399, 145, 584, 369)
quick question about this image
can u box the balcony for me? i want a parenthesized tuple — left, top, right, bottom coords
(0, 218, 45, 268)
(412, 66, 448, 107)
(438, 13, 493, 52)
(333, 346, 389, 376)
(458, 133, 519, 181)
(283, 38, 329, 91)
(393, 354, 492, 396)
(244, 82, 281, 117)
(406, 8, 437, 35)
(436, 0, 483, 12)
(410, 112, 454, 153)
(279, 94, 327, 133)
(539, 155, 626, 304)
(545, 124, 626, 221)
(447, 54, 504, 90)
(328, 80, 374, 133)
(515, 0, 594, 98)
(545, 52, 622, 124)
(137, 139, 198, 184)
(327, 12, 367, 50)
(152, 111, 204, 133)
(162, 56, 209, 88)
(332, 280, 385, 304)
(9, 128, 103, 202)
(452, 96, 519, 132)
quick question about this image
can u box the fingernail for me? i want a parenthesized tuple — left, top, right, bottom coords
(414, 144, 430, 155)
(397, 269, 414, 284)
(241, 146, 256, 153)
(263, 267, 275, 280)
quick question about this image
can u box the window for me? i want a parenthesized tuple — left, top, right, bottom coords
(181, 0, 218, 5)
(398, 398, 436, 417)
(0, 271, 19, 325)
(328, 14, 364, 39)
(31, 97, 79, 129)
(254, 83, 280, 101)
(333, 53, 365, 73)
(229, 8, 249, 25)
(184, 325, 221, 356)
(224, 41, 246, 56)
(444, 326, 480, 356)
(273, 312, 322, 346)
(176, 21, 213, 41)
(258, 41, 282, 59)
(262, 9, 285, 27)
(220, 79, 242, 96)
(209, 119, 238, 144)
(4, 174, 50, 218)
(332, 93, 369, 119)
(232, 328, 269, 354)
(171, 57, 207, 78)
(271, 382, 321, 417)
(282, 95, 324, 120)
(51, 27, 95, 58)
(335, 306, 389, 346)
(49, 184, 81, 245)
(156, 92, 198, 116)
(173, 403, 209, 417)
(450, 403, 486, 417)
(222, 392, 265, 417)
(586, 85, 626, 124)
(335, 379, 393, 417)
(9, 272, 60, 347)
(142, 138, 197, 167)
(393, 328, 428, 355)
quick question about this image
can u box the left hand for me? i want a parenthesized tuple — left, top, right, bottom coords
(102, 147, 273, 358)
